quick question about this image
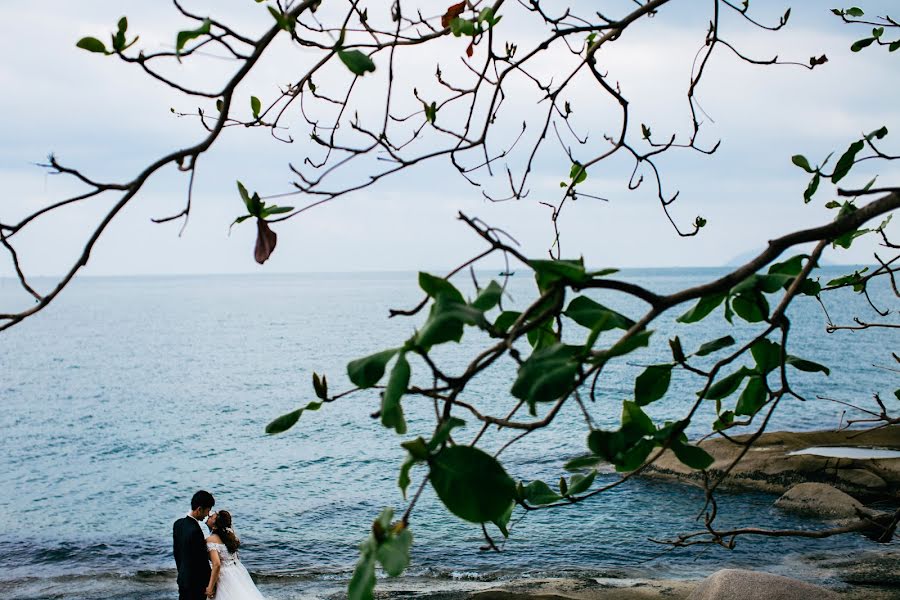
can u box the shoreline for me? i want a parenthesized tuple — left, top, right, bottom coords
(5, 548, 899, 600)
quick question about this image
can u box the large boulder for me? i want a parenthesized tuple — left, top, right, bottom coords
(687, 569, 838, 600)
(640, 425, 900, 498)
(774, 482, 863, 518)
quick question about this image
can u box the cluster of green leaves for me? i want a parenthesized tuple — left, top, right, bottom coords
(348, 508, 413, 600)
(678, 255, 821, 329)
(586, 406, 712, 471)
(265, 373, 327, 434)
(833, 7, 900, 52)
(448, 7, 502, 37)
(672, 256, 830, 426)
(792, 126, 888, 203)
(232, 181, 293, 226)
(76, 16, 139, 55)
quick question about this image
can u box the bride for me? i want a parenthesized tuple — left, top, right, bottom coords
(204, 510, 265, 599)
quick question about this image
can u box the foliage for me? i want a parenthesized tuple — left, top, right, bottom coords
(3, 2, 900, 598)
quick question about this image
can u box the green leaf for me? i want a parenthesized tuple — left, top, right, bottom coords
(846, 7, 865, 17)
(231, 215, 252, 227)
(267, 6, 295, 31)
(450, 17, 477, 37)
(415, 298, 486, 349)
(826, 267, 868, 288)
(615, 438, 656, 472)
(347, 348, 400, 388)
(587, 429, 626, 461)
(851, 37, 875, 52)
(792, 155, 814, 173)
(804, 172, 821, 203)
(890, 40, 900, 52)
(427, 416, 466, 451)
(376, 528, 412, 577)
(492, 502, 514, 538)
(713, 411, 734, 431)
(251, 95, 261, 119)
(677, 292, 726, 323)
(382, 353, 410, 434)
(113, 17, 128, 51)
(703, 368, 751, 401)
(865, 126, 888, 141)
(338, 49, 376, 76)
(735, 376, 767, 417)
(671, 441, 714, 470)
(768, 255, 807, 277)
(348, 550, 376, 600)
(494, 310, 521, 334)
(750, 338, 781, 374)
(418, 272, 464, 302)
(429, 446, 516, 523)
(832, 139, 864, 182)
(76, 37, 109, 54)
(695, 336, 736, 357)
(237, 181, 254, 214)
(605, 330, 653, 359)
(785, 355, 830, 376)
(731, 291, 769, 323)
(526, 319, 558, 350)
(176, 18, 211, 54)
(511, 343, 580, 408)
(472, 280, 503, 311)
(523, 480, 562, 505)
(634, 364, 673, 406)
(312, 372, 328, 400)
(260, 205, 294, 217)
(564, 454, 604, 471)
(423, 101, 437, 124)
(622, 400, 655, 436)
(265, 401, 323, 434)
(401, 437, 429, 460)
(529, 258, 588, 291)
(564, 296, 634, 331)
(567, 470, 596, 495)
(569, 162, 587, 185)
(398, 455, 416, 499)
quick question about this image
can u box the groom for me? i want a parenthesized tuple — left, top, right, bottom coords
(173, 490, 215, 600)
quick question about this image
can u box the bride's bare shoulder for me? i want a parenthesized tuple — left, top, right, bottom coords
(206, 533, 222, 544)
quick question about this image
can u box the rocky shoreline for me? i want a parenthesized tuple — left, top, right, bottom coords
(640, 425, 900, 499)
(404, 548, 900, 599)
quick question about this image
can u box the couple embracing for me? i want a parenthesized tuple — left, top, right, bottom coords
(173, 490, 265, 600)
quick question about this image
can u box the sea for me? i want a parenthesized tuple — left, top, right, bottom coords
(0, 267, 897, 599)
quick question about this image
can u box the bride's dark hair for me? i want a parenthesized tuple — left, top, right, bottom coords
(212, 510, 241, 554)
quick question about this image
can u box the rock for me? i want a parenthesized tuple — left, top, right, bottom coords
(818, 549, 900, 586)
(640, 425, 900, 498)
(687, 569, 838, 600)
(774, 482, 863, 518)
(838, 468, 887, 489)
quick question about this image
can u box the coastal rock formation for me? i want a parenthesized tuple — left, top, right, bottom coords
(686, 569, 838, 600)
(640, 425, 900, 499)
(774, 482, 863, 518)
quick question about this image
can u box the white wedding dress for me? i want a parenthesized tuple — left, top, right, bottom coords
(207, 541, 266, 600)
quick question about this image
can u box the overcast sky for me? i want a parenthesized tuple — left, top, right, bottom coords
(1, 1, 898, 279)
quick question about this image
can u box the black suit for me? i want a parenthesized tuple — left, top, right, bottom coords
(173, 516, 211, 600)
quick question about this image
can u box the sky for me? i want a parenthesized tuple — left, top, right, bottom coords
(1, 0, 899, 280)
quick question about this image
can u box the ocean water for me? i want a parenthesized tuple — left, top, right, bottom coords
(0, 268, 896, 599)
